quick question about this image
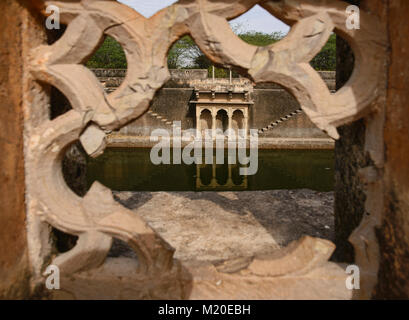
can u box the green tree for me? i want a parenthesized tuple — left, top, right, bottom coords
(238, 31, 283, 47)
(87, 32, 336, 72)
(167, 36, 198, 69)
(180, 31, 284, 77)
(202, 31, 284, 77)
(310, 34, 336, 71)
(86, 36, 127, 69)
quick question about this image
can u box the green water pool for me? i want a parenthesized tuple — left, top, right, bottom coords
(84, 148, 334, 192)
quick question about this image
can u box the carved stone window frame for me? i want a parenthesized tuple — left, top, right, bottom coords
(23, 0, 387, 299)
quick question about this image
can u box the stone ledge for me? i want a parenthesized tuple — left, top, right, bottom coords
(106, 135, 335, 150)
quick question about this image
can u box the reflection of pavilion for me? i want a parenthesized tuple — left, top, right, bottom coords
(195, 159, 248, 191)
(190, 82, 254, 138)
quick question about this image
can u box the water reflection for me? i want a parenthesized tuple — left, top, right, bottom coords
(196, 160, 248, 191)
(84, 148, 334, 192)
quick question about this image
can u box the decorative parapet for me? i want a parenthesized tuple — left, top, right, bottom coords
(190, 77, 254, 92)
(91, 68, 335, 91)
(169, 68, 208, 80)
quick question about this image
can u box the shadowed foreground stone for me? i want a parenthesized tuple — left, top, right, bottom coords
(52, 190, 351, 300)
(113, 190, 334, 261)
(54, 254, 351, 300)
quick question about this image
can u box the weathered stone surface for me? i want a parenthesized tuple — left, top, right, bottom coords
(54, 255, 352, 300)
(333, 0, 366, 264)
(18, 0, 391, 300)
(113, 190, 335, 262)
(94, 69, 335, 92)
(333, 119, 368, 263)
(112, 87, 331, 142)
(183, 260, 351, 300)
(94, 68, 335, 142)
(374, 0, 409, 299)
(79, 123, 107, 158)
(0, 0, 32, 299)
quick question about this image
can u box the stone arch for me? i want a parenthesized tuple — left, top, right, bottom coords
(232, 109, 244, 132)
(199, 109, 212, 134)
(216, 109, 228, 133)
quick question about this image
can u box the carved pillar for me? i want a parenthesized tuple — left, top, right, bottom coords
(196, 106, 201, 138)
(211, 157, 217, 187)
(227, 164, 233, 186)
(196, 164, 201, 189)
(228, 108, 233, 136)
(211, 107, 217, 139)
(244, 108, 249, 139)
(243, 175, 248, 188)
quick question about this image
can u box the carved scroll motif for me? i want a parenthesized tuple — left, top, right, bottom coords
(28, 0, 386, 285)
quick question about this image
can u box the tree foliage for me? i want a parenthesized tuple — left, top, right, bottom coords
(310, 34, 336, 71)
(167, 31, 285, 76)
(86, 36, 127, 69)
(167, 36, 200, 69)
(87, 32, 336, 72)
(238, 31, 283, 47)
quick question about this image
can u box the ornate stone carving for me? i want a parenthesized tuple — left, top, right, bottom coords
(26, 0, 387, 299)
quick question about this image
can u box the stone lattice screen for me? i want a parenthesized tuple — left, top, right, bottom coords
(25, 0, 387, 299)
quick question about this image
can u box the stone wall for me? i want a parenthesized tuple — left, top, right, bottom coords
(119, 88, 196, 135)
(251, 89, 326, 139)
(0, 0, 33, 299)
(95, 70, 335, 143)
(93, 69, 209, 92)
(91, 69, 336, 91)
(169, 69, 208, 81)
(113, 87, 330, 141)
(375, 0, 409, 298)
